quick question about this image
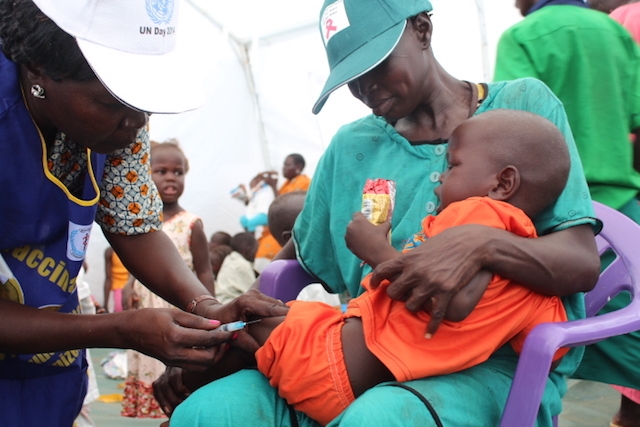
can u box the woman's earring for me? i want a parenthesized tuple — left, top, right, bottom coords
(30, 84, 45, 99)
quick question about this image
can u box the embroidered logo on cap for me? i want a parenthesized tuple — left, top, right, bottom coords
(146, 0, 174, 25)
(321, 0, 350, 46)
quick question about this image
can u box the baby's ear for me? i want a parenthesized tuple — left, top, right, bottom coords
(488, 166, 520, 201)
(280, 231, 292, 245)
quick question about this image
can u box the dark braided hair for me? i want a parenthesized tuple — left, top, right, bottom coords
(0, 0, 95, 81)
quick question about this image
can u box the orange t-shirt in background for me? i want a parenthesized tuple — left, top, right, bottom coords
(110, 252, 129, 290)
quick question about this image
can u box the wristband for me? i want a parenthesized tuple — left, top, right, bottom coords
(186, 295, 217, 313)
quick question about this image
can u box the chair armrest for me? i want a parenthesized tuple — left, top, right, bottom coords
(499, 301, 640, 427)
(259, 259, 318, 302)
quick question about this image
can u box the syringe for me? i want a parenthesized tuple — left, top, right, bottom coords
(214, 319, 262, 332)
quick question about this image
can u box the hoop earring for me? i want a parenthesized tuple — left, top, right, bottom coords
(30, 84, 45, 99)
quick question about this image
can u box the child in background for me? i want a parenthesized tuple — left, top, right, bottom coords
(121, 139, 214, 419)
(215, 232, 258, 304)
(74, 263, 100, 427)
(175, 109, 573, 425)
(208, 231, 232, 250)
(267, 191, 307, 247)
(208, 231, 232, 279)
(267, 191, 341, 306)
(209, 244, 232, 279)
(238, 176, 275, 273)
(102, 246, 129, 312)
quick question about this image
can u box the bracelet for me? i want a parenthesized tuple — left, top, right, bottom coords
(186, 295, 217, 313)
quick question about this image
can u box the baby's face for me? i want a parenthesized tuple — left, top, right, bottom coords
(435, 125, 498, 212)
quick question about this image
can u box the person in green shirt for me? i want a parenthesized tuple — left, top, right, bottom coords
(495, 1, 640, 426)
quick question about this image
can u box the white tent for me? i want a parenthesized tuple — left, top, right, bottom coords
(85, 0, 523, 301)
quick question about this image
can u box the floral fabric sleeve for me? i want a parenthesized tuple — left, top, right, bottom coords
(96, 127, 163, 235)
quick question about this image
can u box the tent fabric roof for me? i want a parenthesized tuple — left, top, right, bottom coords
(84, 0, 522, 300)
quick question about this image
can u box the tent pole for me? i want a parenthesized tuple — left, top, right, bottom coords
(239, 42, 273, 171)
(185, 0, 272, 170)
(474, 0, 491, 81)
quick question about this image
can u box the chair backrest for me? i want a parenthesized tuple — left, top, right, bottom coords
(500, 201, 640, 426)
(584, 202, 636, 316)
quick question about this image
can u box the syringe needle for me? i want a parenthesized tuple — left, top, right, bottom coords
(214, 319, 262, 332)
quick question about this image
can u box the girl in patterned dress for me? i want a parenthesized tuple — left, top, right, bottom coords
(121, 139, 215, 418)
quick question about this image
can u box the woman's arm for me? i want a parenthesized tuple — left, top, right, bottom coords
(370, 224, 600, 336)
(107, 230, 213, 312)
(107, 230, 289, 352)
(0, 298, 229, 370)
(190, 219, 216, 296)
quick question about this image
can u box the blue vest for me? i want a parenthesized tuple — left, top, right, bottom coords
(0, 51, 106, 379)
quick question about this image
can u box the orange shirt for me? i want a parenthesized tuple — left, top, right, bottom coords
(255, 228, 281, 260)
(256, 174, 311, 260)
(346, 197, 568, 382)
(279, 174, 311, 195)
(110, 252, 129, 290)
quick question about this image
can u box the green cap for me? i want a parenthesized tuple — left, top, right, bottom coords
(312, 0, 433, 114)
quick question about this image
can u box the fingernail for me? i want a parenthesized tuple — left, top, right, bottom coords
(424, 333, 432, 339)
(232, 333, 239, 340)
(225, 343, 231, 351)
(209, 319, 221, 326)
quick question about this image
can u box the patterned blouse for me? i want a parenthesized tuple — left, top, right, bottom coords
(48, 126, 162, 235)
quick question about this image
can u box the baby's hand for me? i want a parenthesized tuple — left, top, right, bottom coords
(345, 212, 391, 263)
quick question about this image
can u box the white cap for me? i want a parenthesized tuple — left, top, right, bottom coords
(32, 0, 204, 114)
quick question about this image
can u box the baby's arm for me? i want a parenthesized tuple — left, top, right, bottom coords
(345, 212, 399, 268)
(346, 212, 491, 322)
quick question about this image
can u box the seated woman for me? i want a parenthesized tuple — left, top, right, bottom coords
(157, 1, 600, 426)
(175, 109, 574, 426)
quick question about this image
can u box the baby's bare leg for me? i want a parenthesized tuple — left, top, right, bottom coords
(181, 316, 287, 389)
(341, 317, 394, 397)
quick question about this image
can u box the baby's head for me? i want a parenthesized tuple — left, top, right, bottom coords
(209, 231, 232, 251)
(210, 244, 232, 277)
(436, 109, 569, 218)
(268, 191, 307, 246)
(231, 232, 259, 263)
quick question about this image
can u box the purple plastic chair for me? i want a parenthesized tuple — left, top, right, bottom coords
(499, 201, 640, 426)
(259, 259, 317, 303)
(259, 201, 640, 426)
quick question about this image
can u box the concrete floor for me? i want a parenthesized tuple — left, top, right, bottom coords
(86, 348, 621, 427)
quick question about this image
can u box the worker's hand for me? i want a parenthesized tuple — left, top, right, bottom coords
(369, 224, 487, 337)
(257, 170, 278, 188)
(197, 289, 289, 353)
(123, 308, 231, 371)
